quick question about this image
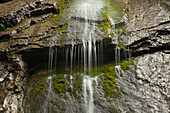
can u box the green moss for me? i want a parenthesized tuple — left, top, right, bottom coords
(34, 82, 45, 96)
(93, 63, 119, 98)
(41, 19, 48, 23)
(20, 29, 25, 32)
(73, 75, 82, 95)
(53, 19, 70, 31)
(118, 42, 126, 50)
(128, 58, 134, 65)
(104, 0, 126, 22)
(120, 60, 130, 71)
(103, 70, 119, 98)
(100, 22, 110, 31)
(160, 1, 163, 5)
(55, 0, 70, 13)
(53, 76, 66, 94)
(52, 14, 58, 18)
(22, 18, 29, 23)
(100, 11, 112, 38)
(134, 48, 139, 52)
(6, 28, 11, 31)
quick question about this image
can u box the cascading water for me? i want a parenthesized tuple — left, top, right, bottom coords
(24, 0, 124, 113)
(46, 0, 105, 112)
(83, 76, 98, 113)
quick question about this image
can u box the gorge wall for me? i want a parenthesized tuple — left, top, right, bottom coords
(0, 0, 169, 113)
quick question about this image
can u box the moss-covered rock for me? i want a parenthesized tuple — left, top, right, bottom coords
(73, 75, 82, 96)
(120, 60, 130, 71)
(53, 76, 66, 94)
(34, 82, 45, 96)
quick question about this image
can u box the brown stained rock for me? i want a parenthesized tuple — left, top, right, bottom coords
(0, 0, 42, 17)
(0, 85, 5, 105)
(5, 73, 14, 90)
(0, 71, 9, 83)
(0, 55, 25, 113)
(0, 0, 57, 31)
(127, 0, 170, 31)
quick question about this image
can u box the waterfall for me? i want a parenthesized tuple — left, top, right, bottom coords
(45, 0, 106, 113)
(48, 47, 54, 71)
(42, 76, 54, 113)
(70, 44, 74, 73)
(83, 76, 98, 113)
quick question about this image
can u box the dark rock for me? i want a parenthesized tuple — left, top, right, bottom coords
(70, 16, 107, 24)
(111, 21, 126, 28)
(0, 0, 12, 3)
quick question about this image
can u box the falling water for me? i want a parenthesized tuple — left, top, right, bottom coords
(42, 76, 54, 113)
(46, 0, 105, 113)
(70, 44, 74, 73)
(83, 76, 98, 113)
(48, 47, 54, 71)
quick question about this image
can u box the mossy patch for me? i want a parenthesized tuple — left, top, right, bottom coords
(6, 28, 11, 31)
(120, 60, 130, 71)
(100, 11, 112, 38)
(117, 42, 126, 50)
(99, 64, 119, 98)
(34, 81, 45, 96)
(127, 58, 134, 65)
(20, 29, 25, 32)
(53, 20, 69, 31)
(55, 0, 70, 13)
(53, 76, 66, 94)
(73, 74, 83, 96)
(41, 19, 48, 23)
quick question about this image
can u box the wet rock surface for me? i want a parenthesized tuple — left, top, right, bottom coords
(0, 0, 169, 113)
(116, 52, 170, 113)
(117, 0, 170, 112)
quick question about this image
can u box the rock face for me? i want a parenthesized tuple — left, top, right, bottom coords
(0, 54, 25, 113)
(116, 52, 169, 113)
(0, 0, 169, 113)
(117, 0, 170, 112)
(0, 0, 69, 112)
(0, 0, 57, 31)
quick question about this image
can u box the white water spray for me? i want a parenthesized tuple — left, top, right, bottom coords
(83, 76, 98, 113)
